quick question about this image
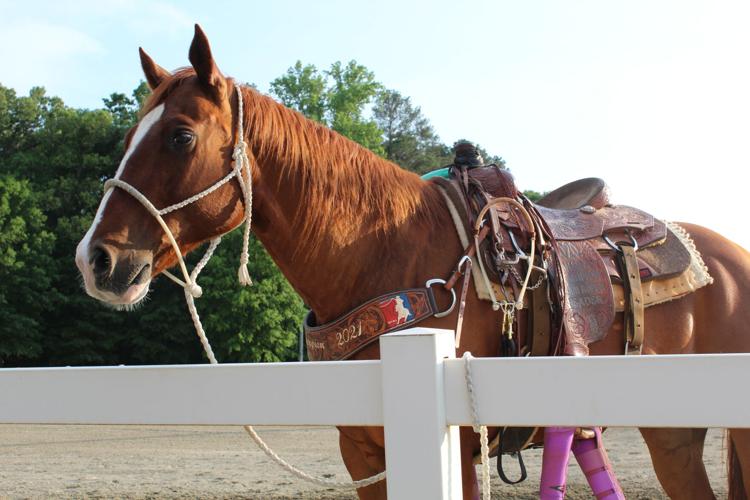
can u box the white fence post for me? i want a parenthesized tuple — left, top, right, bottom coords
(380, 328, 462, 500)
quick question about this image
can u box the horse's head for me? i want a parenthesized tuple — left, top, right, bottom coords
(76, 25, 248, 308)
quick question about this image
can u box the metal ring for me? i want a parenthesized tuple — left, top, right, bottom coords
(426, 278, 457, 318)
(602, 231, 638, 254)
(457, 255, 472, 274)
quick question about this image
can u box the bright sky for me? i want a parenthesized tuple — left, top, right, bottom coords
(2, 0, 749, 248)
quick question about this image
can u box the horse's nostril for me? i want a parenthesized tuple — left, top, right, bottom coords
(90, 245, 113, 279)
(131, 263, 151, 286)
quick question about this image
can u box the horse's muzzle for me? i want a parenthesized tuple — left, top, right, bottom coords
(76, 240, 153, 307)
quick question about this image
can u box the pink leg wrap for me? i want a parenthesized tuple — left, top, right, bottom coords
(572, 427, 625, 500)
(540, 426, 575, 499)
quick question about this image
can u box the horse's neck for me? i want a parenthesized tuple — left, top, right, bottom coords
(246, 100, 452, 322)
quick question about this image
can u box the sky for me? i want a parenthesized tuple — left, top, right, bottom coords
(2, 0, 749, 248)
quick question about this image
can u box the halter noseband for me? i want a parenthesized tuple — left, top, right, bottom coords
(102, 82, 253, 299)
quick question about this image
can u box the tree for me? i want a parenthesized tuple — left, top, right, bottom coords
(325, 61, 383, 153)
(270, 62, 506, 173)
(0, 176, 54, 363)
(270, 60, 384, 153)
(373, 89, 452, 173)
(196, 233, 305, 363)
(269, 62, 326, 123)
(522, 190, 546, 202)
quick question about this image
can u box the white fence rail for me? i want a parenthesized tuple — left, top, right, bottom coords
(1, 327, 749, 499)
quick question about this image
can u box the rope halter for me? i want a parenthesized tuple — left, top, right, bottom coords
(102, 82, 254, 300)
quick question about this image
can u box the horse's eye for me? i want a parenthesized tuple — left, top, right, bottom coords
(172, 130, 194, 147)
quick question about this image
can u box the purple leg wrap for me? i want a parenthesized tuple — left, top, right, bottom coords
(540, 426, 575, 499)
(572, 427, 625, 500)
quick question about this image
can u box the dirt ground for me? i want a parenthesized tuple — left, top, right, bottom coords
(0, 425, 727, 499)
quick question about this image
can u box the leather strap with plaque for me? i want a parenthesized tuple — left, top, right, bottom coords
(304, 289, 437, 361)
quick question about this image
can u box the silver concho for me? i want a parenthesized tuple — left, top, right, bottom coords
(580, 205, 596, 214)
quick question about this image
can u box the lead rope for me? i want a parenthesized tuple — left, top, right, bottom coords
(231, 83, 384, 489)
(464, 351, 491, 500)
(194, 316, 386, 488)
(192, 84, 385, 490)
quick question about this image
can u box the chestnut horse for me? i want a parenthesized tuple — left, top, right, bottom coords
(76, 26, 750, 499)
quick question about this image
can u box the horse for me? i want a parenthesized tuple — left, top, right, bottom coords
(75, 25, 750, 499)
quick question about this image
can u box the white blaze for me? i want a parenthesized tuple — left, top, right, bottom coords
(76, 104, 165, 267)
(75, 103, 165, 308)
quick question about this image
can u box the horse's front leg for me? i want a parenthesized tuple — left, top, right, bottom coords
(338, 426, 387, 499)
(338, 425, 480, 499)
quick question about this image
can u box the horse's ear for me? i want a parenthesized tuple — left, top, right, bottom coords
(139, 47, 170, 90)
(188, 24, 226, 101)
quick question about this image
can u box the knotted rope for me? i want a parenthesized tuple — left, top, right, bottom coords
(464, 351, 491, 500)
(230, 82, 253, 287)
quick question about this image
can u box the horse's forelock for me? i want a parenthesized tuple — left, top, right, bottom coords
(139, 67, 196, 118)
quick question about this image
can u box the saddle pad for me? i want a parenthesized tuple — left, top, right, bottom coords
(637, 225, 694, 279)
(612, 222, 713, 311)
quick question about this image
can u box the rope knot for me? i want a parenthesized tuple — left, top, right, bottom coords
(232, 142, 246, 161)
(187, 282, 203, 298)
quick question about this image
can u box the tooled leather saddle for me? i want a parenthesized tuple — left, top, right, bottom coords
(434, 163, 694, 357)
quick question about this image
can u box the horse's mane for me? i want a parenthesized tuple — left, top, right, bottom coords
(143, 69, 444, 255)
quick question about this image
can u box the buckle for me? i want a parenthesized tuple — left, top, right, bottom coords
(603, 230, 638, 254)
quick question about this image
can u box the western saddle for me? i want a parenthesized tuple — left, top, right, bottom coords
(434, 156, 693, 358)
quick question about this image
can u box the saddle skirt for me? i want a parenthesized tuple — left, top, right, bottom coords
(433, 166, 713, 356)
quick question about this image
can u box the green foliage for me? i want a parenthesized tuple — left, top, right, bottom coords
(270, 60, 384, 153)
(0, 176, 54, 362)
(270, 62, 503, 174)
(269, 62, 327, 123)
(373, 89, 452, 173)
(188, 233, 304, 363)
(325, 61, 383, 153)
(523, 190, 546, 203)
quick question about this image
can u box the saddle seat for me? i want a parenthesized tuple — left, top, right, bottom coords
(537, 177, 611, 210)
